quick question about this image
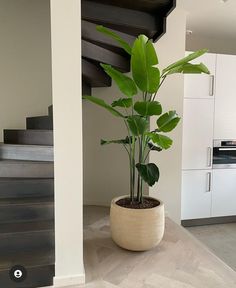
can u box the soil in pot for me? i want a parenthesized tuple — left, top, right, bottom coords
(116, 197, 160, 209)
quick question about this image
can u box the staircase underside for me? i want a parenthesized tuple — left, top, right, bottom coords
(81, 0, 176, 94)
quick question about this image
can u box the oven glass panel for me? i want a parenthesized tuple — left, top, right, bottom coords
(213, 147, 236, 165)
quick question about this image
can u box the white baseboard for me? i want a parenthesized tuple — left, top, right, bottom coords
(53, 273, 85, 287)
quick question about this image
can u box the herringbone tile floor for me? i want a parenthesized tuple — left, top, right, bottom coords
(80, 206, 236, 288)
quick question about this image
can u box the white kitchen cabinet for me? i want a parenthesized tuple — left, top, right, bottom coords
(214, 54, 236, 139)
(182, 98, 214, 170)
(184, 52, 216, 99)
(182, 170, 212, 220)
(212, 169, 236, 217)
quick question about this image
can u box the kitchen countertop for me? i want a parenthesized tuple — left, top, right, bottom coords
(82, 206, 236, 288)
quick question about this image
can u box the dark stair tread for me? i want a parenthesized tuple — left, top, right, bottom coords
(0, 251, 55, 270)
(82, 40, 130, 72)
(82, 58, 111, 87)
(4, 130, 53, 146)
(87, 0, 175, 14)
(0, 264, 54, 288)
(0, 202, 54, 224)
(0, 178, 54, 199)
(0, 160, 54, 178)
(82, 20, 135, 54)
(0, 229, 54, 256)
(0, 197, 53, 205)
(0, 220, 54, 234)
(0, 143, 53, 162)
(82, 0, 158, 39)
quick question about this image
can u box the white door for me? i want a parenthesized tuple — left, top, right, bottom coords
(184, 52, 216, 99)
(182, 170, 212, 220)
(214, 54, 236, 139)
(212, 169, 236, 217)
(182, 98, 214, 170)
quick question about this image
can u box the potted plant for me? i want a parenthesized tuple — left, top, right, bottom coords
(83, 26, 210, 251)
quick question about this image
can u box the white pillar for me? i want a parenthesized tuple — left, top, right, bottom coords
(50, 0, 85, 286)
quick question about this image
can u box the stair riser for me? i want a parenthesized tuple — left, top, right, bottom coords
(0, 265, 54, 288)
(26, 116, 53, 130)
(48, 105, 53, 117)
(0, 204, 54, 224)
(0, 179, 54, 199)
(4, 130, 53, 146)
(0, 230, 54, 257)
(0, 162, 54, 178)
(0, 220, 54, 234)
(0, 145, 53, 162)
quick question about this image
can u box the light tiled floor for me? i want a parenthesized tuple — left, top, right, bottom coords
(81, 206, 236, 288)
(187, 223, 236, 271)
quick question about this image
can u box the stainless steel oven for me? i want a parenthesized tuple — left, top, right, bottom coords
(213, 140, 236, 168)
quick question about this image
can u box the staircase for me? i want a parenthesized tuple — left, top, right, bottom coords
(0, 105, 54, 288)
(81, 0, 176, 94)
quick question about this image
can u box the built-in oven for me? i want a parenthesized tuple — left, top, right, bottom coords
(213, 140, 236, 168)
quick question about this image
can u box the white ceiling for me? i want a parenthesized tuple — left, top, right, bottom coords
(179, 0, 236, 40)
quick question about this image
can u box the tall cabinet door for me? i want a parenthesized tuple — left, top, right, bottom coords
(184, 53, 216, 99)
(214, 54, 236, 139)
(182, 170, 212, 220)
(212, 169, 236, 217)
(182, 98, 214, 170)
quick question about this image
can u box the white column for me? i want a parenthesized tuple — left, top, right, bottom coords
(50, 0, 85, 286)
(150, 7, 187, 224)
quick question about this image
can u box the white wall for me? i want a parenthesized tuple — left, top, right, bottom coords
(83, 5, 187, 224)
(186, 34, 236, 55)
(83, 84, 130, 206)
(0, 0, 52, 141)
(149, 8, 186, 224)
(50, 0, 85, 286)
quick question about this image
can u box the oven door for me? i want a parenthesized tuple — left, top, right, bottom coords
(213, 146, 236, 168)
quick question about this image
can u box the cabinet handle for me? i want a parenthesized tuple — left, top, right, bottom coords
(206, 172, 211, 192)
(209, 75, 214, 96)
(207, 147, 212, 167)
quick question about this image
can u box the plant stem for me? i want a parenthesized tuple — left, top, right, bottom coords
(124, 120, 134, 203)
(152, 75, 167, 101)
(131, 134, 136, 203)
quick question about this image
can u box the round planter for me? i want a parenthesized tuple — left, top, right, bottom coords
(110, 195, 164, 251)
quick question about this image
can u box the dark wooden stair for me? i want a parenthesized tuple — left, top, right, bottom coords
(81, 0, 176, 94)
(26, 115, 53, 130)
(0, 105, 54, 288)
(4, 130, 53, 146)
(0, 144, 53, 161)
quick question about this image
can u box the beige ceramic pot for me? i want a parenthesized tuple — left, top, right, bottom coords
(110, 195, 164, 251)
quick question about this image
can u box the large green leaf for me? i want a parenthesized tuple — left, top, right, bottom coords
(163, 49, 208, 74)
(101, 136, 135, 145)
(146, 132, 173, 149)
(134, 101, 162, 116)
(127, 115, 149, 136)
(148, 143, 162, 152)
(156, 111, 180, 132)
(131, 35, 160, 93)
(112, 98, 132, 108)
(83, 95, 124, 118)
(101, 64, 137, 97)
(167, 63, 210, 75)
(96, 25, 132, 55)
(136, 163, 159, 186)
